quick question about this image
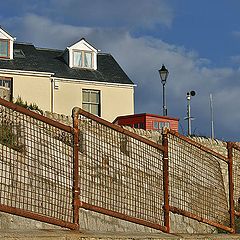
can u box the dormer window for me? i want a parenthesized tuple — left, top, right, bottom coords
(0, 39, 9, 58)
(73, 50, 93, 68)
(64, 38, 97, 70)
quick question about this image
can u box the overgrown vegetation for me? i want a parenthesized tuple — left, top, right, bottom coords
(13, 96, 43, 114)
(0, 120, 25, 152)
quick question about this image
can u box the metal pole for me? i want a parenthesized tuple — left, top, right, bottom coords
(187, 94, 191, 136)
(162, 130, 170, 233)
(210, 94, 215, 139)
(227, 142, 236, 233)
(72, 107, 80, 230)
(163, 83, 167, 116)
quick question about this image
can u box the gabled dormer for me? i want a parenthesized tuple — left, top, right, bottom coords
(0, 26, 14, 60)
(63, 38, 98, 70)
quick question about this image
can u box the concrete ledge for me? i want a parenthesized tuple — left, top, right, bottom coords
(1, 230, 240, 240)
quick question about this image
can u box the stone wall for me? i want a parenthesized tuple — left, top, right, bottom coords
(0, 110, 232, 234)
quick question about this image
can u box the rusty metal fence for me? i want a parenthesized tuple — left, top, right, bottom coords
(73, 108, 169, 232)
(0, 99, 76, 229)
(232, 143, 240, 219)
(167, 130, 234, 233)
(1, 97, 240, 233)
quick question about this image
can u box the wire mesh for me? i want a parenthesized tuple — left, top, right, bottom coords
(168, 133, 229, 226)
(78, 114, 165, 227)
(232, 145, 240, 213)
(0, 104, 73, 223)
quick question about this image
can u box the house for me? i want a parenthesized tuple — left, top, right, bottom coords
(113, 113, 179, 132)
(0, 26, 134, 122)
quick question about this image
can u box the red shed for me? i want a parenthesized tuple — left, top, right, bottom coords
(113, 113, 179, 132)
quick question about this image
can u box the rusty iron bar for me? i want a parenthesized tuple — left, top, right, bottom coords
(228, 142, 236, 233)
(77, 108, 165, 152)
(80, 201, 168, 233)
(167, 129, 228, 163)
(0, 97, 72, 133)
(0, 204, 78, 230)
(72, 107, 81, 229)
(162, 131, 170, 233)
(169, 206, 234, 233)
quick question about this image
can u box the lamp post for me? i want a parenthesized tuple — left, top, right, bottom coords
(185, 91, 196, 136)
(158, 65, 169, 116)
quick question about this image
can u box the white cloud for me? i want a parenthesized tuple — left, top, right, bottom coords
(4, 13, 240, 140)
(232, 30, 240, 38)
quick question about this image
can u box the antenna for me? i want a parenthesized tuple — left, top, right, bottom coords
(210, 93, 215, 139)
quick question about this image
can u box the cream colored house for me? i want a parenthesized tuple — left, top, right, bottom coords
(0, 27, 134, 122)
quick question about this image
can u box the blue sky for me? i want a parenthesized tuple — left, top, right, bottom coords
(1, 0, 240, 140)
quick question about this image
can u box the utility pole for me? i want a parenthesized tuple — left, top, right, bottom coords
(185, 91, 196, 136)
(210, 93, 215, 139)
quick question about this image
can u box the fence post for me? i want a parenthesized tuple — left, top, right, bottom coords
(72, 107, 80, 229)
(162, 130, 170, 233)
(227, 142, 235, 233)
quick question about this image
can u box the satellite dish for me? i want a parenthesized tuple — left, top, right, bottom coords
(190, 91, 196, 96)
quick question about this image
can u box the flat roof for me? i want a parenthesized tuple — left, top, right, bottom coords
(113, 113, 179, 123)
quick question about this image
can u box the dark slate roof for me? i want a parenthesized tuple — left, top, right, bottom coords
(0, 43, 134, 85)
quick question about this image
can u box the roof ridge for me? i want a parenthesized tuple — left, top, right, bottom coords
(36, 47, 63, 52)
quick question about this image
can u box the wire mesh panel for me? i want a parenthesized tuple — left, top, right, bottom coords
(168, 132, 229, 226)
(78, 113, 165, 229)
(232, 144, 240, 213)
(0, 103, 74, 226)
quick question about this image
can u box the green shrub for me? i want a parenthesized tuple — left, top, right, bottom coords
(13, 96, 43, 114)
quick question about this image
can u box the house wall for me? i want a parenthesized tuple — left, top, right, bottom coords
(53, 80, 134, 122)
(0, 73, 51, 111)
(146, 116, 178, 131)
(0, 72, 134, 122)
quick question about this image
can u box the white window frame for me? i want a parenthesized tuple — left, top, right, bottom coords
(82, 89, 101, 116)
(73, 50, 93, 69)
(0, 77, 12, 101)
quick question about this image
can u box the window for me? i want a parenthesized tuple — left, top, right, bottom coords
(153, 121, 170, 130)
(82, 89, 100, 116)
(0, 77, 12, 101)
(0, 39, 9, 58)
(14, 49, 25, 58)
(73, 50, 93, 68)
(159, 122, 170, 128)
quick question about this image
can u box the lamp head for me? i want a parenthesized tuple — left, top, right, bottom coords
(158, 64, 169, 84)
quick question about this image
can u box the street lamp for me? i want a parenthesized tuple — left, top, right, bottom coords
(158, 64, 169, 116)
(185, 90, 196, 136)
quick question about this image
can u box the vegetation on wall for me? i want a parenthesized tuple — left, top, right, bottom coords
(13, 96, 43, 114)
(0, 119, 25, 153)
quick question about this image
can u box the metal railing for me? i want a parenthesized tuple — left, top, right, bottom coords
(167, 130, 234, 233)
(0, 98, 77, 229)
(72, 107, 169, 232)
(0, 98, 240, 233)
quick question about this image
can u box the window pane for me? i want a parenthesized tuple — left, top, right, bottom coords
(83, 91, 90, 102)
(90, 91, 99, 103)
(73, 51, 82, 67)
(91, 104, 99, 116)
(154, 121, 159, 129)
(134, 123, 139, 128)
(3, 80, 10, 89)
(84, 52, 92, 68)
(82, 103, 90, 112)
(0, 40, 8, 57)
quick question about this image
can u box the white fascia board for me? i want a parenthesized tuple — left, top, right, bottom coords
(0, 69, 54, 77)
(52, 77, 137, 88)
(0, 28, 14, 41)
